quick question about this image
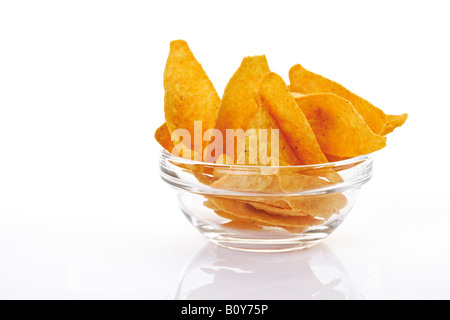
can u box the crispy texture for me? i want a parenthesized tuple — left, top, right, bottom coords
(206, 197, 321, 227)
(154, 123, 174, 152)
(239, 100, 300, 165)
(381, 113, 409, 135)
(214, 209, 264, 230)
(222, 219, 264, 230)
(325, 154, 350, 162)
(213, 56, 299, 165)
(294, 93, 387, 157)
(164, 40, 220, 152)
(259, 72, 328, 165)
(246, 201, 307, 216)
(277, 169, 347, 219)
(215, 56, 270, 135)
(284, 194, 347, 220)
(211, 170, 282, 193)
(289, 64, 387, 135)
(156, 40, 408, 234)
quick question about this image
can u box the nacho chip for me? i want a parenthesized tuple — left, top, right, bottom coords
(259, 72, 328, 165)
(213, 209, 265, 230)
(222, 219, 264, 231)
(164, 40, 220, 155)
(325, 154, 350, 162)
(284, 194, 347, 220)
(213, 56, 299, 165)
(207, 197, 321, 228)
(289, 64, 387, 135)
(381, 113, 409, 135)
(246, 201, 307, 216)
(211, 170, 282, 193)
(214, 55, 270, 137)
(277, 169, 347, 219)
(154, 123, 174, 152)
(245, 100, 300, 165)
(293, 93, 387, 157)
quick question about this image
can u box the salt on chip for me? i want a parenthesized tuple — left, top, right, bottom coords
(164, 40, 221, 155)
(289, 64, 387, 135)
(293, 93, 387, 157)
(259, 72, 328, 165)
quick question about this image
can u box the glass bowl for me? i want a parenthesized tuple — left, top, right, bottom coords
(160, 150, 374, 252)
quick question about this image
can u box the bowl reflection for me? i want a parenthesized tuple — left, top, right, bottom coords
(171, 243, 362, 300)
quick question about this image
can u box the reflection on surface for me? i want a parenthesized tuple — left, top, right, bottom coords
(171, 243, 360, 300)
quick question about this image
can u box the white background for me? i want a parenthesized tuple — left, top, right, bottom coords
(1, 0, 449, 299)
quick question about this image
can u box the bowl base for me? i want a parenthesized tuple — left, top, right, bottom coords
(195, 222, 340, 253)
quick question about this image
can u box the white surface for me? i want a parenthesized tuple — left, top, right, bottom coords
(1, 1, 449, 300)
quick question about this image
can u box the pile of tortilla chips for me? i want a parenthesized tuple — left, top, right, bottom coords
(155, 40, 407, 233)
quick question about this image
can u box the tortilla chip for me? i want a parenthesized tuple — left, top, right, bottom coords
(213, 56, 299, 166)
(222, 219, 264, 231)
(289, 64, 387, 135)
(277, 169, 347, 219)
(246, 201, 307, 216)
(284, 194, 347, 220)
(164, 40, 220, 155)
(214, 55, 270, 137)
(259, 72, 328, 165)
(213, 209, 264, 230)
(381, 113, 409, 135)
(210, 170, 282, 193)
(154, 123, 174, 152)
(294, 93, 387, 157)
(206, 197, 322, 228)
(325, 154, 350, 162)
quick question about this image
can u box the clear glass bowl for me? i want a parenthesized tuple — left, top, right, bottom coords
(160, 150, 374, 252)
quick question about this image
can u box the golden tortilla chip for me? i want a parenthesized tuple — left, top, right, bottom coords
(214, 56, 270, 137)
(289, 64, 387, 135)
(164, 40, 220, 155)
(222, 219, 264, 231)
(325, 154, 350, 162)
(213, 56, 299, 166)
(246, 201, 307, 216)
(284, 194, 347, 220)
(381, 113, 409, 135)
(206, 197, 321, 228)
(210, 170, 281, 193)
(259, 72, 328, 165)
(213, 209, 264, 230)
(246, 100, 300, 165)
(294, 93, 387, 157)
(154, 123, 174, 152)
(277, 169, 347, 219)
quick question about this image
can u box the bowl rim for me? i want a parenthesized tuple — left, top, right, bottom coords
(159, 148, 374, 170)
(159, 148, 375, 196)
